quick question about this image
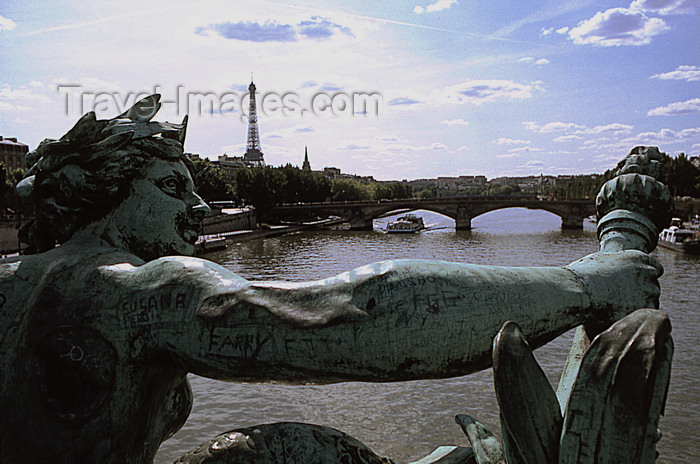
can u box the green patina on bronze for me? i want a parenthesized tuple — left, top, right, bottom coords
(0, 96, 673, 463)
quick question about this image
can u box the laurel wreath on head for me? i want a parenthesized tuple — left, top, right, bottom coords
(18, 94, 188, 199)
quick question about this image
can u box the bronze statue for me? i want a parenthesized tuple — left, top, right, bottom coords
(0, 96, 670, 463)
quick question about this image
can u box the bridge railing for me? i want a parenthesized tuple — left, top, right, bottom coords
(274, 195, 593, 208)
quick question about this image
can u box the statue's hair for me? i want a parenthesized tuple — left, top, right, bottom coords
(18, 95, 192, 253)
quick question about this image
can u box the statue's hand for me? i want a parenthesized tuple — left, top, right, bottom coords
(567, 250, 663, 325)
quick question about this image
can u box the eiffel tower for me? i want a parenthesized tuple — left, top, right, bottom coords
(243, 78, 265, 167)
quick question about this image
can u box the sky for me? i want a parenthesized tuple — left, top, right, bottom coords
(0, 0, 698, 181)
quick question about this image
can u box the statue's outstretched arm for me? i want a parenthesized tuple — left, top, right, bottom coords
(119, 250, 659, 383)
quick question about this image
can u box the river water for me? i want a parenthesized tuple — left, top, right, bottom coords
(155, 208, 699, 463)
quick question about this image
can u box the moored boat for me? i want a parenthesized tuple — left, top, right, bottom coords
(195, 237, 227, 254)
(658, 222, 700, 255)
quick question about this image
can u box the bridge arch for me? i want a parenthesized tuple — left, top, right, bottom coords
(470, 207, 563, 230)
(455, 204, 587, 230)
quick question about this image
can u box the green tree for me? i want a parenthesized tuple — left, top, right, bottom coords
(261, 164, 332, 204)
(660, 153, 700, 197)
(417, 186, 437, 199)
(9, 168, 25, 188)
(300, 171, 332, 203)
(278, 164, 303, 203)
(330, 178, 372, 201)
(189, 158, 233, 202)
(0, 163, 10, 200)
(481, 183, 521, 196)
(235, 166, 286, 214)
(372, 182, 413, 200)
(559, 151, 700, 200)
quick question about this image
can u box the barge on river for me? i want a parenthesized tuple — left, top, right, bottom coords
(386, 214, 425, 234)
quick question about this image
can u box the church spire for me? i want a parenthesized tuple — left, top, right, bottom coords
(302, 146, 311, 171)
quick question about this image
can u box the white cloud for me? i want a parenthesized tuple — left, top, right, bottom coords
(647, 98, 700, 116)
(266, 124, 319, 139)
(496, 153, 522, 158)
(540, 27, 554, 36)
(414, 0, 458, 15)
(568, 8, 669, 46)
(624, 127, 700, 143)
(0, 84, 52, 102)
(554, 135, 584, 142)
(519, 57, 549, 65)
(492, 137, 530, 145)
(583, 123, 634, 134)
(388, 79, 534, 109)
(513, 159, 549, 175)
(195, 17, 353, 42)
(525, 160, 545, 167)
(329, 137, 454, 159)
(53, 77, 123, 93)
(387, 96, 423, 106)
(651, 65, 700, 82)
(338, 143, 371, 150)
(524, 121, 634, 140)
(523, 121, 585, 133)
(441, 118, 469, 126)
(439, 79, 533, 105)
(630, 0, 697, 15)
(428, 0, 458, 13)
(0, 14, 16, 31)
(220, 142, 246, 154)
(508, 146, 541, 152)
(556, 26, 570, 34)
(677, 127, 700, 138)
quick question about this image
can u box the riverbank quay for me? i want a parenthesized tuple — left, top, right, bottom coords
(195, 216, 345, 254)
(1, 206, 343, 256)
(202, 206, 257, 235)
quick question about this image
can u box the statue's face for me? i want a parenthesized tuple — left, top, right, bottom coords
(108, 158, 210, 260)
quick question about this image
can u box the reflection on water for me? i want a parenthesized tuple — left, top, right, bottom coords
(155, 209, 699, 464)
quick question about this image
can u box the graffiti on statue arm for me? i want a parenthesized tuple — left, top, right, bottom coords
(119, 289, 190, 328)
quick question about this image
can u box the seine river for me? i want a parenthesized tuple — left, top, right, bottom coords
(155, 208, 699, 463)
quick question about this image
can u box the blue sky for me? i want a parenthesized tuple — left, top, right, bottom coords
(1, 0, 698, 180)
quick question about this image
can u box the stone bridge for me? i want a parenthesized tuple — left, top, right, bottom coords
(269, 196, 597, 230)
